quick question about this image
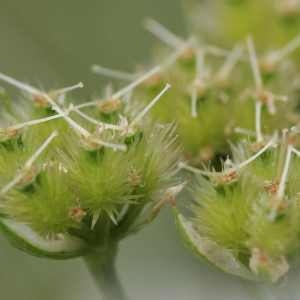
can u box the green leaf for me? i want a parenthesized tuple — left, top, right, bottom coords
(174, 209, 257, 281)
(0, 218, 89, 259)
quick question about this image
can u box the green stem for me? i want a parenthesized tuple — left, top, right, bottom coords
(84, 247, 128, 300)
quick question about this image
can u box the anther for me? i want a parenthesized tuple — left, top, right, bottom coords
(69, 206, 87, 223)
(0, 127, 21, 142)
(97, 98, 122, 114)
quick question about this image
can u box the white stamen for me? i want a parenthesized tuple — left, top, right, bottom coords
(105, 83, 113, 98)
(178, 161, 215, 176)
(273, 34, 300, 62)
(247, 38, 265, 142)
(10, 113, 68, 130)
(255, 101, 264, 143)
(292, 147, 300, 157)
(53, 82, 84, 96)
(247, 37, 263, 90)
(0, 72, 90, 138)
(72, 105, 123, 131)
(191, 87, 198, 118)
(130, 83, 171, 127)
(215, 45, 243, 80)
(234, 127, 256, 137)
(57, 94, 65, 106)
(266, 96, 276, 115)
(0, 131, 58, 195)
(144, 18, 184, 49)
(235, 134, 277, 170)
(91, 65, 136, 81)
(0, 72, 38, 95)
(270, 143, 300, 220)
(196, 50, 205, 78)
(113, 66, 161, 99)
(277, 145, 293, 199)
(89, 137, 127, 152)
(26, 132, 58, 167)
(179, 134, 276, 176)
(0, 72, 126, 151)
(191, 50, 205, 118)
(205, 45, 232, 57)
(74, 65, 162, 110)
(274, 94, 288, 102)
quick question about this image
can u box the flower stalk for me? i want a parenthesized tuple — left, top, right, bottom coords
(84, 246, 128, 300)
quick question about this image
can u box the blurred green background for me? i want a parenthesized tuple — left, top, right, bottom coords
(1, 1, 300, 299)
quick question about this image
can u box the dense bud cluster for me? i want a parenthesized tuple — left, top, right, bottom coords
(0, 71, 181, 258)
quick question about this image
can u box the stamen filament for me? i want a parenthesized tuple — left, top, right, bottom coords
(178, 162, 214, 176)
(247, 36, 263, 90)
(205, 45, 232, 57)
(234, 127, 256, 137)
(53, 82, 84, 96)
(0, 72, 39, 95)
(273, 34, 300, 62)
(75, 66, 162, 110)
(277, 145, 293, 199)
(191, 87, 198, 118)
(112, 66, 161, 99)
(196, 50, 205, 78)
(72, 105, 123, 131)
(292, 147, 300, 157)
(90, 138, 127, 152)
(255, 101, 264, 143)
(130, 83, 171, 127)
(179, 134, 276, 175)
(91, 65, 136, 81)
(246, 38, 264, 142)
(0, 73, 126, 151)
(10, 113, 68, 130)
(235, 134, 277, 170)
(144, 18, 184, 49)
(216, 45, 243, 80)
(0, 131, 58, 195)
(190, 50, 205, 118)
(0, 72, 90, 138)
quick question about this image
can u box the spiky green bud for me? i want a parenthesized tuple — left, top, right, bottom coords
(0, 71, 181, 259)
(176, 130, 300, 282)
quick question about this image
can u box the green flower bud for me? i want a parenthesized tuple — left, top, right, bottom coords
(176, 131, 300, 282)
(0, 72, 181, 261)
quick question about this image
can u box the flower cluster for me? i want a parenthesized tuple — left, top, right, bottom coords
(109, 19, 299, 166)
(0, 71, 181, 258)
(177, 128, 300, 282)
